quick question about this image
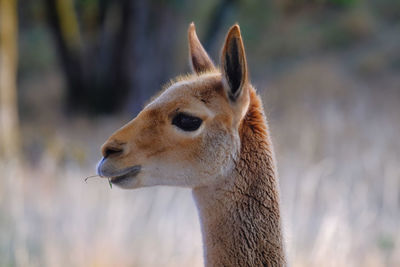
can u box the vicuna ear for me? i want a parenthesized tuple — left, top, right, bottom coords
(221, 24, 248, 101)
(188, 23, 215, 74)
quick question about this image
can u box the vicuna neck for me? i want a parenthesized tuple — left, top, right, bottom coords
(193, 88, 286, 266)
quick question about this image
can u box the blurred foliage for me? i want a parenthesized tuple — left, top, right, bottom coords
(15, 0, 400, 114)
(371, 0, 400, 22)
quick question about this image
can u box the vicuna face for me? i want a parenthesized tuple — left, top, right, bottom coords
(97, 23, 250, 189)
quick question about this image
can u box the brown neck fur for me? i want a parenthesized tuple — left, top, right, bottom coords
(193, 87, 286, 267)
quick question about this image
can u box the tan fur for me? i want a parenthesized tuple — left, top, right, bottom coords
(98, 24, 286, 266)
(193, 88, 286, 266)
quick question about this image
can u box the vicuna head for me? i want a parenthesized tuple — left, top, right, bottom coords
(97, 23, 252, 189)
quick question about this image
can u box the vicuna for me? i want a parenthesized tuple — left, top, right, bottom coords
(97, 23, 286, 266)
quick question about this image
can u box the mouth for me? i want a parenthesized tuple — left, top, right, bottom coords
(108, 165, 141, 185)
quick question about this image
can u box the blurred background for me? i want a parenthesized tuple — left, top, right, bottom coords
(1, 0, 400, 266)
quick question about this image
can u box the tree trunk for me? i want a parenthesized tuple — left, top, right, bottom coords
(0, 0, 20, 159)
(44, 0, 134, 114)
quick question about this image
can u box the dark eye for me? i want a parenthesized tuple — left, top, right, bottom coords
(172, 113, 202, 131)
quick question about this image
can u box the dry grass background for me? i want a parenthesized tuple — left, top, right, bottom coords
(1, 57, 400, 266)
(267, 59, 400, 266)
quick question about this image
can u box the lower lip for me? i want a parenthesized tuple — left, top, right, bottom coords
(110, 167, 141, 184)
(111, 173, 135, 184)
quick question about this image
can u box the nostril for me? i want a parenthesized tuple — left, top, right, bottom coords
(103, 145, 124, 158)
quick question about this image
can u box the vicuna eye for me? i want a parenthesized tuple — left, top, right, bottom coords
(172, 113, 202, 131)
